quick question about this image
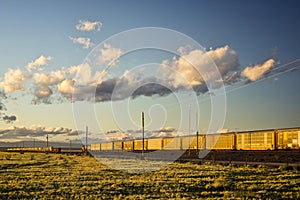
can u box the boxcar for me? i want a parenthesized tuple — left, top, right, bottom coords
(123, 140, 134, 151)
(90, 143, 101, 151)
(113, 141, 123, 150)
(101, 142, 113, 150)
(236, 130, 275, 150)
(277, 128, 300, 149)
(147, 138, 163, 150)
(181, 136, 204, 150)
(133, 139, 148, 151)
(206, 133, 235, 150)
(163, 137, 181, 150)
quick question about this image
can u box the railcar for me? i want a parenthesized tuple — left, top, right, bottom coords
(147, 138, 163, 150)
(163, 137, 181, 150)
(101, 142, 113, 150)
(123, 140, 134, 151)
(90, 143, 101, 151)
(236, 130, 275, 150)
(205, 133, 235, 150)
(133, 139, 148, 151)
(277, 128, 300, 149)
(184, 135, 205, 150)
(113, 141, 123, 150)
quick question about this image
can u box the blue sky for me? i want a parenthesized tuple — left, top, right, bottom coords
(0, 1, 300, 142)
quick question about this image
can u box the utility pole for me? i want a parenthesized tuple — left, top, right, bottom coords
(33, 139, 35, 148)
(188, 105, 191, 156)
(86, 126, 88, 152)
(196, 112, 198, 152)
(142, 112, 145, 157)
(46, 134, 49, 148)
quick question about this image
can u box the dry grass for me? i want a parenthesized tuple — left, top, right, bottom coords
(0, 152, 299, 199)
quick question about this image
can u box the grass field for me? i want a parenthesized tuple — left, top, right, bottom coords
(0, 152, 299, 199)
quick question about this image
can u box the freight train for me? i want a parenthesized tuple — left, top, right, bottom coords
(90, 127, 300, 152)
(7, 146, 62, 153)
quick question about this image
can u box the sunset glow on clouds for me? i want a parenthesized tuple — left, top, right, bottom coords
(0, 1, 299, 142)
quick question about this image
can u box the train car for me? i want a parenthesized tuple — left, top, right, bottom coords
(147, 138, 163, 150)
(90, 143, 101, 151)
(277, 128, 300, 149)
(113, 141, 123, 150)
(236, 130, 275, 150)
(163, 137, 181, 150)
(181, 135, 205, 150)
(206, 133, 235, 150)
(101, 142, 113, 150)
(133, 139, 148, 151)
(123, 140, 134, 151)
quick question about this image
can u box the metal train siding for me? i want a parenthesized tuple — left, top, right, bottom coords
(236, 130, 275, 150)
(205, 134, 236, 150)
(90, 128, 300, 152)
(277, 128, 300, 149)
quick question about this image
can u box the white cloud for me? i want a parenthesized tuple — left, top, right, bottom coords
(98, 43, 122, 67)
(75, 20, 102, 31)
(0, 68, 28, 93)
(242, 59, 275, 81)
(26, 55, 52, 71)
(33, 70, 66, 87)
(69, 37, 94, 49)
(0, 45, 281, 105)
(58, 79, 75, 94)
(207, 45, 239, 76)
(74, 63, 107, 85)
(158, 45, 239, 91)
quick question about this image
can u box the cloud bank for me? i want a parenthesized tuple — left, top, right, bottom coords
(0, 125, 78, 142)
(0, 45, 283, 105)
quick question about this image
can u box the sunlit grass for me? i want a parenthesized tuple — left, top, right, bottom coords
(0, 152, 299, 199)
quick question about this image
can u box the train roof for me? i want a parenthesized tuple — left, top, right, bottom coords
(92, 127, 300, 144)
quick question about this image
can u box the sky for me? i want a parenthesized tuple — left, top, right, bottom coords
(0, 0, 300, 143)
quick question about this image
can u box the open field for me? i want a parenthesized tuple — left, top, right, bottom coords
(0, 152, 299, 199)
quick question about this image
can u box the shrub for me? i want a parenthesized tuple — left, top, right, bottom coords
(5, 154, 11, 160)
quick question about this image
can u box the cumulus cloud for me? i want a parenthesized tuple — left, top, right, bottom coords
(98, 43, 122, 67)
(58, 79, 75, 94)
(242, 59, 275, 81)
(70, 45, 240, 102)
(26, 55, 52, 71)
(76, 20, 102, 31)
(0, 68, 28, 93)
(30, 63, 107, 102)
(92, 72, 173, 102)
(158, 45, 239, 93)
(33, 71, 65, 87)
(69, 37, 94, 49)
(0, 45, 282, 105)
